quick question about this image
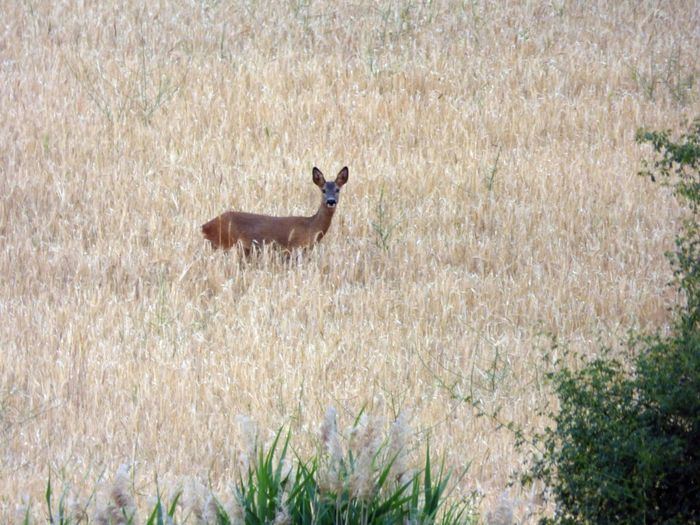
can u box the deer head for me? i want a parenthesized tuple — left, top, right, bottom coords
(313, 166, 349, 209)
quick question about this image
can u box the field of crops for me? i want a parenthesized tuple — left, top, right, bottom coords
(1, 1, 698, 521)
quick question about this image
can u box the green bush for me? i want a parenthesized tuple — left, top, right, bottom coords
(524, 119, 700, 524)
(638, 118, 700, 332)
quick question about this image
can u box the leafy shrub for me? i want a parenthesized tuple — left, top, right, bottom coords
(638, 118, 700, 332)
(524, 119, 700, 524)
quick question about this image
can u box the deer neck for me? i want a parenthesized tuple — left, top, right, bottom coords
(309, 203, 336, 238)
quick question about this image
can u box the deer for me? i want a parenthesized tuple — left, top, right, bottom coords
(201, 166, 349, 253)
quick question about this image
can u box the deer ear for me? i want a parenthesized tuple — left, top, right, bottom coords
(312, 167, 325, 187)
(335, 166, 349, 187)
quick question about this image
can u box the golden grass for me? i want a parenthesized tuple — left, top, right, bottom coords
(1, 0, 699, 521)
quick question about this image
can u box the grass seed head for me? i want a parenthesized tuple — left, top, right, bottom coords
(486, 491, 515, 525)
(95, 464, 137, 525)
(226, 492, 246, 525)
(387, 411, 411, 486)
(318, 406, 345, 494)
(320, 406, 343, 463)
(182, 478, 207, 523)
(348, 414, 384, 500)
(236, 414, 258, 473)
(66, 493, 88, 523)
(202, 493, 218, 525)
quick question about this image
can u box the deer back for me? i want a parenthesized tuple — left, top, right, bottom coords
(202, 211, 316, 251)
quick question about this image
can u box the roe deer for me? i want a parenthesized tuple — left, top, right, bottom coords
(202, 166, 349, 252)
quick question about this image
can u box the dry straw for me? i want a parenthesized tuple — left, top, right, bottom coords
(1, 0, 698, 521)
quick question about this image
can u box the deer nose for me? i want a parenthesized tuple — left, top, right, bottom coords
(326, 199, 337, 206)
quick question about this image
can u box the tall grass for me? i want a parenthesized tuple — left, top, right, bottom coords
(34, 410, 477, 524)
(1, 1, 699, 521)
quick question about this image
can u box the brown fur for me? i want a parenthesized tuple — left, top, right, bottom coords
(202, 167, 348, 252)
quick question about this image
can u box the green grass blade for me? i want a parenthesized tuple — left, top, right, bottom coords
(423, 442, 432, 512)
(167, 490, 182, 518)
(45, 472, 53, 524)
(144, 498, 159, 525)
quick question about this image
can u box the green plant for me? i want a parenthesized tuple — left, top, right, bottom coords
(135, 35, 186, 126)
(484, 145, 502, 193)
(31, 410, 476, 524)
(67, 16, 189, 128)
(45, 473, 69, 525)
(524, 334, 700, 524)
(371, 186, 402, 252)
(230, 410, 475, 525)
(629, 48, 697, 105)
(521, 119, 700, 524)
(637, 118, 700, 331)
(144, 488, 181, 525)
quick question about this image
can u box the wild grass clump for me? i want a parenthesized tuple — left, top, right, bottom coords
(34, 408, 477, 524)
(213, 408, 476, 524)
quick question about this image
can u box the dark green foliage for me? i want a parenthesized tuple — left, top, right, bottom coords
(144, 488, 181, 525)
(637, 119, 700, 209)
(235, 430, 293, 524)
(527, 335, 700, 524)
(44, 472, 73, 525)
(36, 422, 475, 524)
(235, 430, 470, 525)
(637, 118, 700, 332)
(523, 119, 700, 524)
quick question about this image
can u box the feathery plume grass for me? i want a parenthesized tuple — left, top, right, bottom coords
(95, 465, 137, 525)
(30, 410, 475, 523)
(348, 413, 384, 500)
(318, 406, 344, 494)
(320, 407, 343, 463)
(387, 411, 412, 487)
(201, 493, 219, 525)
(181, 478, 207, 524)
(222, 410, 475, 523)
(236, 414, 258, 475)
(66, 494, 88, 524)
(485, 491, 514, 525)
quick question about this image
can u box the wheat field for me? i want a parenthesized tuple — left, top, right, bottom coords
(1, 0, 699, 521)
